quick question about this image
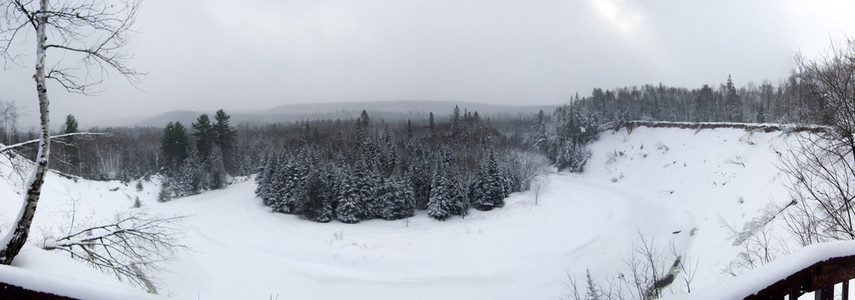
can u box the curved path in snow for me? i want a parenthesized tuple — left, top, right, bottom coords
(152, 174, 693, 300)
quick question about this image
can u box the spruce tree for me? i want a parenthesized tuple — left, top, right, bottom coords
(428, 151, 457, 220)
(352, 161, 378, 220)
(428, 169, 453, 220)
(472, 150, 504, 211)
(377, 176, 415, 220)
(256, 155, 280, 207)
(61, 114, 81, 174)
(334, 172, 360, 223)
(206, 145, 227, 190)
(174, 150, 202, 196)
(301, 172, 332, 223)
(274, 160, 303, 214)
(723, 75, 743, 122)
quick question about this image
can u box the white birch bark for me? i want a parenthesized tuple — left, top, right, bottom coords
(0, 0, 51, 265)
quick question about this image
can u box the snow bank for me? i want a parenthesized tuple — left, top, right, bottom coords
(0, 248, 160, 300)
(668, 240, 855, 300)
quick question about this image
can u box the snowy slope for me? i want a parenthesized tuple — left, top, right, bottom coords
(0, 126, 799, 299)
(586, 127, 796, 290)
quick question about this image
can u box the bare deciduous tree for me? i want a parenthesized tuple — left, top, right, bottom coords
(780, 38, 855, 245)
(0, 100, 19, 144)
(0, 0, 142, 265)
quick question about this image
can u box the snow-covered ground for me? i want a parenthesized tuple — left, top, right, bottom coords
(0, 126, 802, 299)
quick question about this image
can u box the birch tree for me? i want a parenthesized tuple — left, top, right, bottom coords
(0, 0, 142, 265)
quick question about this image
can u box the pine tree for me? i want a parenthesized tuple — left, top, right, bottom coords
(352, 161, 378, 220)
(428, 150, 458, 220)
(301, 172, 332, 223)
(471, 150, 505, 211)
(334, 172, 360, 223)
(377, 176, 415, 220)
(428, 169, 453, 220)
(451, 105, 461, 136)
(161, 121, 189, 174)
(380, 127, 398, 177)
(213, 109, 237, 174)
(192, 114, 215, 160)
(724, 75, 743, 122)
(273, 160, 303, 214)
(61, 114, 80, 174)
(585, 269, 601, 300)
(206, 145, 227, 190)
(173, 150, 202, 197)
(532, 109, 548, 153)
(255, 155, 280, 207)
(409, 148, 432, 210)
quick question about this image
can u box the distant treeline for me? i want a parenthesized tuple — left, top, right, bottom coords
(0, 73, 824, 197)
(567, 74, 812, 124)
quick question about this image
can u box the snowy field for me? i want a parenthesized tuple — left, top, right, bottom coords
(0, 126, 799, 299)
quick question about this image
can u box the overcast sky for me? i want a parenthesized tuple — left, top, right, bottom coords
(1, 0, 854, 128)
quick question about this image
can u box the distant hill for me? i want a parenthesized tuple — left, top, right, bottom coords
(135, 100, 556, 127)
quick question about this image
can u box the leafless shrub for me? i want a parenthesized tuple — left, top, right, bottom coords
(778, 38, 855, 245)
(566, 233, 689, 300)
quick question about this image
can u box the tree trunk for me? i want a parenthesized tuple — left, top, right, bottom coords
(0, 0, 51, 265)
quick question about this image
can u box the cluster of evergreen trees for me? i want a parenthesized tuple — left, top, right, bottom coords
(529, 74, 820, 171)
(159, 109, 237, 199)
(254, 108, 532, 223)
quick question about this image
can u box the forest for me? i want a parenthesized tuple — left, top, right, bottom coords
(0, 73, 819, 223)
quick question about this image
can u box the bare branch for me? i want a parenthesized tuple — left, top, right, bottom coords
(0, 132, 105, 153)
(43, 211, 186, 292)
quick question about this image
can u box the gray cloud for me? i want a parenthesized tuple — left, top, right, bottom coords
(0, 0, 852, 128)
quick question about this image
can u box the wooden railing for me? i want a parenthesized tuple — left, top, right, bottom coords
(0, 280, 77, 300)
(745, 255, 855, 300)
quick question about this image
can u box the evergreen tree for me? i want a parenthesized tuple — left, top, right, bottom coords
(192, 114, 215, 160)
(694, 85, 715, 122)
(428, 168, 454, 220)
(255, 154, 280, 207)
(380, 127, 398, 177)
(451, 105, 461, 136)
(334, 172, 360, 223)
(471, 150, 504, 211)
(409, 160, 431, 210)
(301, 171, 332, 222)
(174, 149, 202, 196)
(428, 150, 459, 220)
(61, 114, 80, 173)
(377, 176, 415, 220)
(273, 160, 304, 214)
(723, 75, 743, 122)
(213, 109, 237, 174)
(205, 145, 227, 190)
(352, 161, 378, 220)
(161, 121, 189, 174)
(532, 110, 548, 153)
